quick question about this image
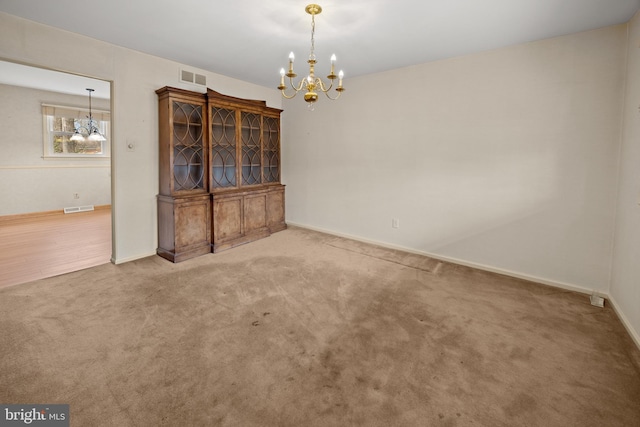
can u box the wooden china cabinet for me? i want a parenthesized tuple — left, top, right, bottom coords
(156, 86, 286, 262)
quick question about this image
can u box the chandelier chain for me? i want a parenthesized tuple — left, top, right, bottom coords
(310, 13, 316, 59)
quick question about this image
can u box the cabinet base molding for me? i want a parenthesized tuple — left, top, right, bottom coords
(157, 245, 211, 263)
(212, 228, 272, 253)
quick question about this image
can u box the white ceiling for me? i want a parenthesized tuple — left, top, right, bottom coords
(1, 0, 639, 89)
(0, 60, 110, 99)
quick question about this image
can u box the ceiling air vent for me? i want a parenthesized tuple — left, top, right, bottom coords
(180, 69, 207, 87)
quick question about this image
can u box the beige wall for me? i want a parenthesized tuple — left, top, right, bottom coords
(611, 12, 640, 346)
(0, 11, 281, 262)
(282, 24, 627, 296)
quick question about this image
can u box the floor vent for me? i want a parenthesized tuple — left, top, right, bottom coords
(180, 69, 207, 87)
(64, 205, 95, 214)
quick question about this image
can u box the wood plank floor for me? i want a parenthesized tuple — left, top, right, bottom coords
(0, 207, 112, 288)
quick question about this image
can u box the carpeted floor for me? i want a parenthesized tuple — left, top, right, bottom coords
(1, 227, 639, 426)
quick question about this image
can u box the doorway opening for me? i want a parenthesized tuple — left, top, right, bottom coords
(0, 60, 114, 288)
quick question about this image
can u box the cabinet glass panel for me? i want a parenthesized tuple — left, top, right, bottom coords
(241, 112, 261, 185)
(262, 117, 280, 183)
(211, 107, 237, 188)
(172, 101, 204, 191)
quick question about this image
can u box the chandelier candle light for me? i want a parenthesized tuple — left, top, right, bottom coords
(70, 88, 106, 143)
(278, 4, 344, 106)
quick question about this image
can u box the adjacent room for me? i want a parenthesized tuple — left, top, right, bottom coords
(0, 61, 112, 287)
(1, 1, 639, 426)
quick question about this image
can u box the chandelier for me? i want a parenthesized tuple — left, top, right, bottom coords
(278, 4, 344, 106)
(70, 88, 106, 142)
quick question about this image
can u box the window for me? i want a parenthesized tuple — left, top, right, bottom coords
(42, 104, 110, 158)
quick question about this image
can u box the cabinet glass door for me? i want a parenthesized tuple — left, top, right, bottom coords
(262, 117, 280, 183)
(210, 107, 237, 188)
(172, 101, 204, 192)
(241, 112, 262, 185)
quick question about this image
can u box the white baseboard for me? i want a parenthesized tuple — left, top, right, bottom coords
(607, 295, 640, 350)
(111, 251, 156, 265)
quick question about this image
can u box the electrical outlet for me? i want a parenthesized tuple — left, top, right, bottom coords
(392, 218, 400, 229)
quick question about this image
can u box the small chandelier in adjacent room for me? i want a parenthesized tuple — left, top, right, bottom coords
(71, 88, 106, 142)
(278, 4, 344, 107)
